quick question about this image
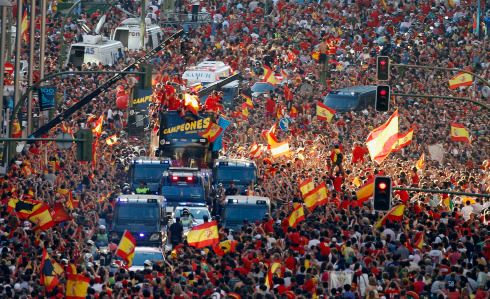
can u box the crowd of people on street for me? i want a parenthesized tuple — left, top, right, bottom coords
(1, 0, 490, 298)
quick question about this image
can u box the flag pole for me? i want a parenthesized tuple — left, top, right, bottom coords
(12, 0, 23, 111)
(27, 0, 36, 135)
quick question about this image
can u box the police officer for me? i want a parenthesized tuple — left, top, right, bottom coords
(168, 217, 183, 247)
(135, 182, 150, 194)
(180, 208, 194, 228)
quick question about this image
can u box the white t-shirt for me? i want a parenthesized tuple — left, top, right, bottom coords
(461, 205, 474, 221)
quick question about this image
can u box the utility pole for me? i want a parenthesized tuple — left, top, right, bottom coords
(27, 0, 35, 135)
(140, 0, 146, 50)
(39, 0, 46, 80)
(12, 0, 22, 110)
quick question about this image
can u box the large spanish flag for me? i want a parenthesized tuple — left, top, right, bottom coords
(187, 220, 219, 248)
(288, 204, 305, 228)
(7, 197, 42, 219)
(450, 123, 471, 143)
(299, 178, 315, 197)
(356, 178, 374, 203)
(374, 204, 406, 228)
(448, 73, 473, 89)
(21, 8, 28, 42)
(115, 230, 136, 267)
(270, 141, 290, 157)
(366, 109, 399, 164)
(28, 204, 55, 231)
(262, 124, 279, 147)
(66, 274, 90, 299)
(316, 101, 336, 122)
(199, 122, 223, 143)
(265, 262, 282, 290)
(303, 182, 328, 211)
(392, 128, 414, 152)
(263, 66, 279, 85)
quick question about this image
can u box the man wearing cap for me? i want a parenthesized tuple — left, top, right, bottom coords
(180, 209, 194, 228)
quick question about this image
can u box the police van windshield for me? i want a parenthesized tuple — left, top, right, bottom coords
(160, 146, 208, 168)
(115, 204, 159, 221)
(215, 168, 256, 183)
(225, 206, 267, 222)
(133, 165, 168, 181)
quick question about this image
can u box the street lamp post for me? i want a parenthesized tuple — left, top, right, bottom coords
(27, 0, 35, 135)
(0, 2, 11, 136)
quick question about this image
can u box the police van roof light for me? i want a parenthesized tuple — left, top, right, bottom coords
(118, 198, 128, 202)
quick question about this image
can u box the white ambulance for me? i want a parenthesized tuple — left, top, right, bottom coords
(111, 18, 163, 50)
(182, 61, 232, 85)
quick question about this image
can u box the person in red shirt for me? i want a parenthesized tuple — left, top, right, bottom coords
(204, 91, 223, 112)
(351, 142, 366, 164)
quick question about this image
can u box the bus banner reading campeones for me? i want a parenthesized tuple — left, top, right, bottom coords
(162, 117, 211, 135)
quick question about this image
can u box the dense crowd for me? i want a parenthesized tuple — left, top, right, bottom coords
(1, 0, 489, 298)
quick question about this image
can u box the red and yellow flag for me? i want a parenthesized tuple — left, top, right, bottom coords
(374, 204, 406, 228)
(316, 101, 336, 122)
(265, 262, 281, 290)
(299, 178, 315, 197)
(212, 239, 238, 256)
(415, 153, 425, 171)
(284, 85, 293, 101)
(263, 124, 279, 147)
(366, 109, 399, 164)
(413, 232, 424, 250)
(184, 93, 200, 115)
(66, 274, 90, 299)
(288, 204, 305, 228)
(448, 73, 473, 89)
(187, 220, 219, 248)
(450, 123, 471, 143)
(21, 8, 28, 42)
(105, 134, 119, 146)
(115, 230, 136, 267)
(7, 197, 42, 219)
(392, 128, 414, 152)
(263, 66, 279, 85)
(303, 182, 328, 211)
(249, 143, 264, 159)
(92, 115, 104, 138)
(40, 249, 60, 292)
(241, 106, 250, 119)
(270, 141, 290, 157)
(28, 204, 55, 231)
(199, 122, 223, 143)
(11, 119, 22, 138)
(356, 178, 374, 203)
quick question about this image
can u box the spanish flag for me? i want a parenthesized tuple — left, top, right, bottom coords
(415, 153, 425, 171)
(66, 274, 90, 299)
(303, 182, 328, 211)
(51, 203, 72, 224)
(105, 134, 118, 146)
(40, 249, 60, 292)
(270, 141, 290, 157)
(92, 115, 104, 138)
(413, 231, 424, 250)
(374, 204, 405, 229)
(115, 230, 136, 267)
(263, 124, 279, 147)
(366, 109, 399, 164)
(199, 122, 223, 143)
(448, 73, 473, 89)
(212, 239, 237, 256)
(184, 93, 200, 115)
(299, 178, 315, 197)
(356, 178, 374, 203)
(265, 262, 282, 290)
(244, 97, 254, 109)
(249, 143, 264, 159)
(28, 204, 55, 231)
(263, 66, 279, 85)
(11, 119, 22, 138)
(288, 204, 305, 228)
(392, 128, 414, 152)
(21, 8, 28, 42)
(7, 197, 42, 219)
(316, 101, 336, 122)
(450, 123, 471, 143)
(187, 220, 219, 248)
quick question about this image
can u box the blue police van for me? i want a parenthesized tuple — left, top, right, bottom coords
(127, 157, 172, 194)
(323, 85, 377, 112)
(160, 167, 207, 214)
(212, 158, 257, 195)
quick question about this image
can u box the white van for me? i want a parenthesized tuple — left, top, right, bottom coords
(111, 18, 163, 50)
(182, 61, 232, 85)
(67, 35, 124, 67)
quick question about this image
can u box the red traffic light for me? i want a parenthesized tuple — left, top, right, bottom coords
(379, 89, 387, 96)
(378, 182, 387, 190)
(380, 60, 387, 66)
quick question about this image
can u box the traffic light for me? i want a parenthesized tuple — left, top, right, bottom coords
(75, 129, 93, 162)
(376, 56, 390, 81)
(373, 176, 392, 211)
(375, 85, 390, 112)
(139, 64, 153, 89)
